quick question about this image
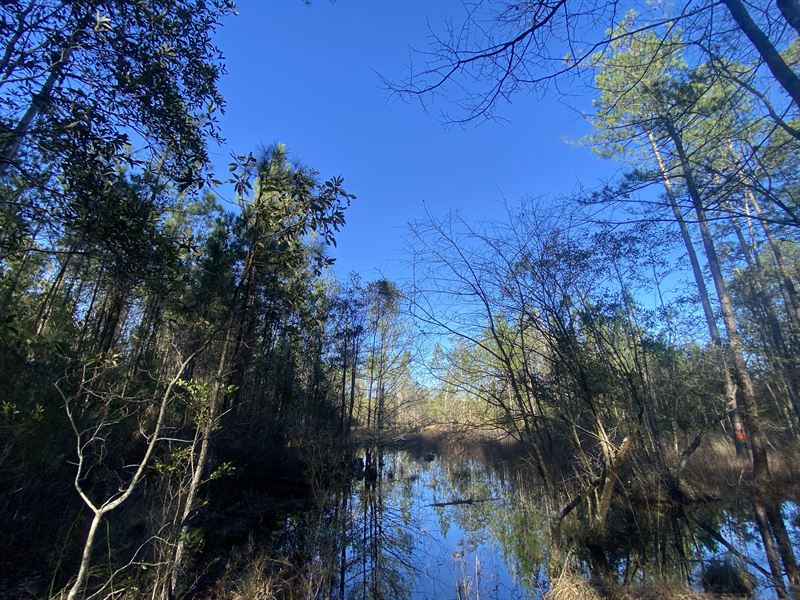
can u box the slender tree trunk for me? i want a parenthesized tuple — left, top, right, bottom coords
(730, 212, 800, 425)
(730, 142, 800, 341)
(66, 511, 103, 600)
(366, 329, 377, 429)
(0, 10, 93, 177)
(376, 330, 386, 434)
(78, 267, 104, 352)
(647, 133, 720, 340)
(169, 324, 231, 596)
(340, 330, 349, 436)
(0, 2, 36, 84)
(647, 131, 747, 455)
(749, 194, 800, 334)
(34, 247, 74, 335)
(122, 296, 162, 397)
(665, 121, 770, 478)
(310, 332, 323, 407)
(753, 499, 791, 599)
(169, 234, 262, 595)
(591, 427, 637, 540)
(764, 500, 800, 598)
(97, 284, 128, 358)
(347, 335, 359, 443)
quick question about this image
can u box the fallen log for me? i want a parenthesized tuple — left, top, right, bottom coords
(428, 497, 499, 507)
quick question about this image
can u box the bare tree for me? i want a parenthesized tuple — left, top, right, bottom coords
(388, 0, 799, 123)
(58, 343, 203, 600)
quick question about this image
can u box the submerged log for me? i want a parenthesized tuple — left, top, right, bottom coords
(428, 497, 499, 507)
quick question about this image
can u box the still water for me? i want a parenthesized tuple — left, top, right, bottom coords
(275, 443, 799, 599)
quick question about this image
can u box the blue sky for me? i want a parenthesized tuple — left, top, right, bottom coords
(210, 1, 620, 283)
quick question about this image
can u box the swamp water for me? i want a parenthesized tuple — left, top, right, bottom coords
(264, 444, 799, 599)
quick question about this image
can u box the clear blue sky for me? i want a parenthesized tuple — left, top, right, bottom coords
(211, 1, 620, 283)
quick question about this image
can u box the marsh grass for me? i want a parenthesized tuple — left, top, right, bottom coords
(387, 426, 800, 505)
(679, 435, 800, 497)
(203, 543, 326, 600)
(546, 573, 745, 600)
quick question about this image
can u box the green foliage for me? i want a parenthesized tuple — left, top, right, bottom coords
(0, 68, 357, 591)
(209, 461, 235, 480)
(179, 527, 205, 556)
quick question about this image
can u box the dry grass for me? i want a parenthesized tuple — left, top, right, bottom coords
(227, 557, 280, 600)
(545, 574, 746, 600)
(680, 434, 800, 497)
(203, 544, 326, 600)
(205, 554, 282, 600)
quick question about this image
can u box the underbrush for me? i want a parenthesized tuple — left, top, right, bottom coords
(546, 574, 742, 600)
(203, 544, 325, 600)
(679, 435, 800, 498)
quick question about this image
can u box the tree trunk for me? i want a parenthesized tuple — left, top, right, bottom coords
(722, 0, 800, 108)
(764, 499, 800, 598)
(665, 121, 770, 478)
(347, 335, 359, 443)
(169, 234, 261, 595)
(340, 330, 349, 435)
(0, 10, 93, 177)
(77, 266, 104, 352)
(66, 511, 103, 600)
(777, 0, 800, 37)
(34, 248, 74, 335)
(591, 427, 637, 540)
(753, 499, 791, 599)
(647, 131, 747, 455)
(750, 194, 800, 336)
(169, 316, 233, 596)
(728, 212, 800, 423)
(0, 2, 36, 83)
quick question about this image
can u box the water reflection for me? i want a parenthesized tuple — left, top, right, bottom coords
(310, 443, 799, 599)
(318, 446, 546, 599)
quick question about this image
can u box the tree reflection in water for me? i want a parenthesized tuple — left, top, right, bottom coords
(312, 443, 799, 599)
